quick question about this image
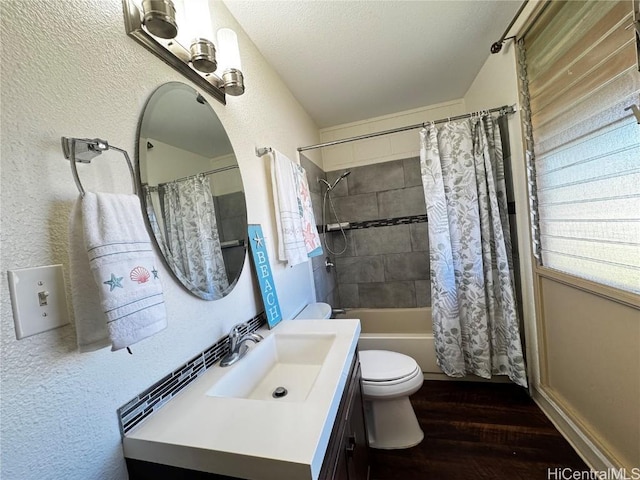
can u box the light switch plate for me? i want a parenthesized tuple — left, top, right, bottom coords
(7, 265, 70, 339)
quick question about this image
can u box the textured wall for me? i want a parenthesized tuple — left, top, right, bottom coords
(0, 1, 320, 479)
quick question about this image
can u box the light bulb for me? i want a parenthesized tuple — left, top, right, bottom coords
(216, 28, 244, 95)
(216, 28, 242, 73)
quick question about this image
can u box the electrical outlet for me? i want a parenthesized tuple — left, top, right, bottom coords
(7, 265, 70, 339)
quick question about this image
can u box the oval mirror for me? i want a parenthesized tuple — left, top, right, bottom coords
(137, 82, 247, 300)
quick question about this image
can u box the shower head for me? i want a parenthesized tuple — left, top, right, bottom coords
(318, 170, 351, 191)
(318, 178, 331, 189)
(330, 170, 351, 190)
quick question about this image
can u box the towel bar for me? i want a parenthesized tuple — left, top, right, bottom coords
(61, 137, 138, 197)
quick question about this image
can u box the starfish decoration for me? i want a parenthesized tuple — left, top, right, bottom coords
(253, 232, 264, 248)
(151, 267, 159, 279)
(103, 273, 123, 292)
(302, 222, 318, 250)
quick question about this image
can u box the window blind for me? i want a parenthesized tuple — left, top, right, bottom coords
(522, 0, 640, 294)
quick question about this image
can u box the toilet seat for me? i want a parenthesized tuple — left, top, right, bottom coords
(359, 350, 419, 381)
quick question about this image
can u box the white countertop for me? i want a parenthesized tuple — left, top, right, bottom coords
(123, 318, 361, 480)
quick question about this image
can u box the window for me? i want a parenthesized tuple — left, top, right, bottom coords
(520, 0, 640, 294)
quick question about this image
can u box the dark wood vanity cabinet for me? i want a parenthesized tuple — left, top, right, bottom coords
(126, 351, 369, 480)
(319, 352, 370, 480)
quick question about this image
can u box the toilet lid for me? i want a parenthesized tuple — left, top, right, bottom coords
(359, 350, 418, 382)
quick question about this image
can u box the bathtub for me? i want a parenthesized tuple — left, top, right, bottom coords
(333, 307, 440, 375)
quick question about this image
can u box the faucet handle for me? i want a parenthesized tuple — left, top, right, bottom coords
(229, 322, 248, 335)
(228, 323, 244, 349)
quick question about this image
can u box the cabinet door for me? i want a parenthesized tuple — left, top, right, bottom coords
(319, 352, 370, 480)
(333, 435, 350, 480)
(345, 373, 369, 480)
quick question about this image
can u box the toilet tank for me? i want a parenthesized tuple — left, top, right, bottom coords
(293, 302, 332, 320)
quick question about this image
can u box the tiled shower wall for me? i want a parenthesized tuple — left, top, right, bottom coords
(214, 192, 247, 282)
(326, 158, 430, 308)
(303, 126, 521, 312)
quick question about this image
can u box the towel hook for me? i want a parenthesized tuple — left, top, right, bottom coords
(61, 137, 138, 197)
(255, 146, 273, 157)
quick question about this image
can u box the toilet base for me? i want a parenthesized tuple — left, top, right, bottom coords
(364, 396, 424, 449)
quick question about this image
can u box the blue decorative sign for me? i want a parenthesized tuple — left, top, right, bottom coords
(247, 224, 282, 329)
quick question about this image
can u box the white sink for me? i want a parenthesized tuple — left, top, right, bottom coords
(207, 333, 336, 402)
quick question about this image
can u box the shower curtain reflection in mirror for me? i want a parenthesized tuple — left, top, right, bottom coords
(155, 174, 229, 297)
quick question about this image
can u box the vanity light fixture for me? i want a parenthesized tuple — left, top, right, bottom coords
(216, 28, 245, 96)
(122, 0, 246, 105)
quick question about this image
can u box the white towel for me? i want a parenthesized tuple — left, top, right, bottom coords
(69, 192, 167, 352)
(270, 150, 309, 267)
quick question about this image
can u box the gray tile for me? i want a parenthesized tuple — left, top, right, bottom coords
(324, 287, 341, 309)
(415, 280, 431, 307)
(377, 186, 426, 218)
(224, 246, 246, 282)
(383, 251, 429, 281)
(220, 215, 247, 242)
(359, 282, 416, 308)
(310, 191, 323, 226)
(335, 256, 384, 284)
(301, 155, 326, 195)
(352, 225, 411, 256)
(410, 223, 429, 252)
(324, 231, 335, 252)
(403, 157, 422, 187)
(217, 191, 247, 218)
(346, 160, 405, 195)
(325, 170, 350, 197)
(331, 193, 379, 222)
(338, 284, 359, 308)
(325, 230, 356, 257)
(311, 237, 327, 271)
(313, 265, 335, 303)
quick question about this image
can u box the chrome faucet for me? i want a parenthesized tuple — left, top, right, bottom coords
(219, 323, 263, 367)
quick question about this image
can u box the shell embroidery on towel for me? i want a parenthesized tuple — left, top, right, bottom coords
(130, 266, 150, 284)
(102, 266, 159, 292)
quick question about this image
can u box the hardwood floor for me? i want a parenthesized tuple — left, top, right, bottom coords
(369, 381, 588, 480)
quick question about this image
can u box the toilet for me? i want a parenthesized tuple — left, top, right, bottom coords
(293, 303, 424, 449)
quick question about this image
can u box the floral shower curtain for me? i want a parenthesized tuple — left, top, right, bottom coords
(420, 115, 527, 387)
(159, 175, 229, 298)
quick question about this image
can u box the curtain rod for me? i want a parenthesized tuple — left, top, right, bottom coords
(298, 104, 516, 152)
(490, 0, 529, 54)
(143, 164, 239, 191)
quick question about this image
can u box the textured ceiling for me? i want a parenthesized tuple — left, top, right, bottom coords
(225, 0, 525, 128)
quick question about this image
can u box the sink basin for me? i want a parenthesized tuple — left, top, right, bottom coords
(207, 333, 336, 402)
